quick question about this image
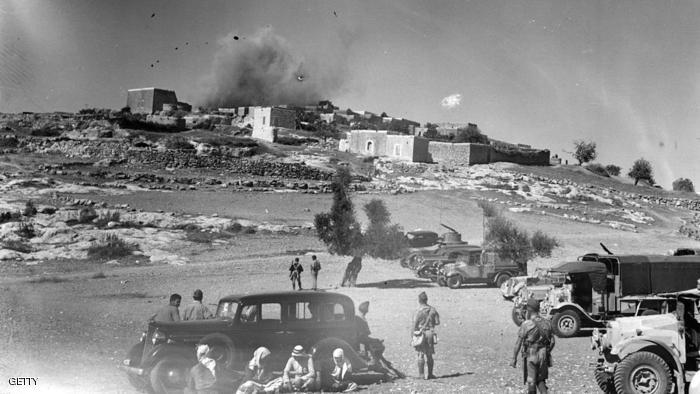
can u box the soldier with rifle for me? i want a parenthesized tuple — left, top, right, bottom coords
(510, 298, 555, 394)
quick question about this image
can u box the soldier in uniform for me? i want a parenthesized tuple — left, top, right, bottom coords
(412, 291, 440, 379)
(510, 298, 555, 394)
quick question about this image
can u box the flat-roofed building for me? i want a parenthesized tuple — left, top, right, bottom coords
(126, 88, 178, 114)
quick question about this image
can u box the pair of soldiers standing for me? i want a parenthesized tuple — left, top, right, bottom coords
(289, 255, 322, 291)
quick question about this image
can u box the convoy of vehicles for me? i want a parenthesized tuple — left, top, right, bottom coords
(535, 253, 700, 337)
(120, 291, 370, 393)
(591, 287, 700, 394)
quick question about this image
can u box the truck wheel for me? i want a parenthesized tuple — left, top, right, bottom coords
(494, 272, 512, 288)
(446, 275, 462, 289)
(437, 276, 447, 286)
(417, 267, 432, 279)
(149, 357, 192, 394)
(552, 310, 581, 338)
(511, 306, 526, 327)
(613, 351, 671, 394)
(594, 369, 615, 394)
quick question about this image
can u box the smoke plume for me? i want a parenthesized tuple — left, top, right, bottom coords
(199, 27, 342, 108)
(441, 93, 462, 109)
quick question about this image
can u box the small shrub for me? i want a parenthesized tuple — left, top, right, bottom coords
(87, 234, 138, 260)
(30, 126, 61, 137)
(78, 207, 98, 223)
(531, 230, 559, 257)
(673, 178, 695, 193)
(605, 164, 621, 176)
(2, 239, 32, 253)
(243, 227, 256, 234)
(520, 184, 531, 193)
(91, 271, 106, 279)
(23, 201, 37, 217)
(227, 222, 243, 233)
(186, 231, 214, 244)
(585, 163, 610, 177)
(477, 200, 500, 218)
(362, 156, 377, 163)
(94, 211, 120, 228)
(29, 275, 68, 283)
(15, 221, 35, 238)
(165, 136, 194, 150)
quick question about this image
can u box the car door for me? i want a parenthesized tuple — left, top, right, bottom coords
(284, 300, 319, 350)
(238, 301, 291, 366)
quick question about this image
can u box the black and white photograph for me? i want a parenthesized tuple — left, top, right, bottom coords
(2, 1, 700, 393)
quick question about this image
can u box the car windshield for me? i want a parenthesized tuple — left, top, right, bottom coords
(216, 301, 239, 319)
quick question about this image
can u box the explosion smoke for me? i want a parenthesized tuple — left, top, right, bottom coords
(441, 93, 462, 109)
(199, 27, 341, 108)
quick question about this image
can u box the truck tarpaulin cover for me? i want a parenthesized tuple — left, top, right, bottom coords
(619, 256, 700, 296)
(549, 261, 608, 293)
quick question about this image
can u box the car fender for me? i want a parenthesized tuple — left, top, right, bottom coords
(612, 338, 685, 392)
(145, 344, 196, 370)
(549, 303, 599, 325)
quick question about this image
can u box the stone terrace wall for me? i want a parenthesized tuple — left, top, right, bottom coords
(490, 147, 550, 166)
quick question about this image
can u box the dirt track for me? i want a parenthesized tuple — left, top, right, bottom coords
(2, 188, 699, 393)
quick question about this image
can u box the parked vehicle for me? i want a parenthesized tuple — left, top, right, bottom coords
(401, 224, 470, 270)
(119, 291, 368, 393)
(539, 253, 700, 338)
(436, 250, 523, 288)
(591, 287, 700, 394)
(405, 230, 440, 248)
(500, 268, 564, 300)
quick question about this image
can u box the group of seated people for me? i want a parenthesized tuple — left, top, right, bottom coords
(186, 343, 358, 394)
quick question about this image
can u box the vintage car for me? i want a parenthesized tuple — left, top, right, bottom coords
(401, 224, 470, 270)
(540, 253, 700, 338)
(119, 291, 369, 393)
(435, 250, 523, 288)
(591, 287, 700, 394)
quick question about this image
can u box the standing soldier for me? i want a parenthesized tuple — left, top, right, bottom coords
(289, 257, 304, 290)
(310, 255, 321, 290)
(510, 298, 555, 394)
(411, 291, 440, 379)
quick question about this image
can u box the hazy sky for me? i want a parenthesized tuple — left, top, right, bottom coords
(1, 0, 700, 188)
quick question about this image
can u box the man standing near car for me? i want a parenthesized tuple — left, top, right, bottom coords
(150, 293, 181, 322)
(510, 298, 555, 394)
(183, 289, 213, 320)
(412, 291, 440, 379)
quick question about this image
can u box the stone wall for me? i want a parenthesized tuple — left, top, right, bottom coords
(427, 142, 549, 166)
(428, 142, 490, 165)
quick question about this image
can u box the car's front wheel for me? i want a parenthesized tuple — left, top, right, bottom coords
(613, 351, 671, 394)
(551, 310, 581, 338)
(149, 357, 192, 394)
(446, 275, 462, 289)
(494, 272, 512, 288)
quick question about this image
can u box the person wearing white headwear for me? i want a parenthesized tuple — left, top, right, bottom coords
(185, 344, 221, 394)
(326, 348, 358, 392)
(282, 345, 317, 392)
(236, 347, 282, 394)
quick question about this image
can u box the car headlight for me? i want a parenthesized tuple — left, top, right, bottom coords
(152, 328, 166, 345)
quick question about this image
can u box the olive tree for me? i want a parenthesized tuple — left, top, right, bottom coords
(672, 178, 695, 193)
(628, 158, 654, 186)
(573, 140, 597, 165)
(314, 168, 407, 287)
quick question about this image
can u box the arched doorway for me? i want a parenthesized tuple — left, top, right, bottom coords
(366, 140, 374, 154)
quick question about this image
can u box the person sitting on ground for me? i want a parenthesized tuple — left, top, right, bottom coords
(183, 289, 213, 321)
(150, 293, 181, 322)
(185, 343, 224, 394)
(236, 347, 282, 394)
(325, 348, 358, 392)
(282, 345, 317, 392)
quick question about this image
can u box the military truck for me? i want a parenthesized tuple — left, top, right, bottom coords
(591, 287, 700, 394)
(540, 253, 700, 338)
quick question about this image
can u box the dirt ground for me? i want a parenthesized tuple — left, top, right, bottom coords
(1, 188, 699, 394)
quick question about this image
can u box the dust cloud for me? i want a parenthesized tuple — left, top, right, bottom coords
(198, 27, 344, 108)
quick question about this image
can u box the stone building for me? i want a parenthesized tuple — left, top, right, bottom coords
(342, 130, 430, 162)
(252, 107, 297, 142)
(126, 88, 178, 114)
